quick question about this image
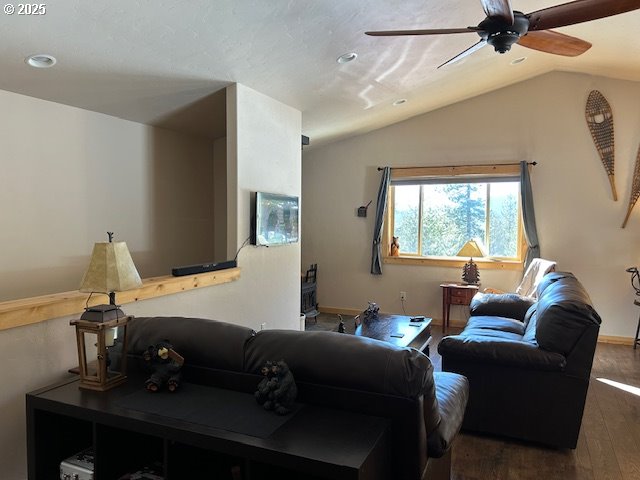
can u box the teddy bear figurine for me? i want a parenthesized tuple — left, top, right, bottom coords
(143, 341, 184, 392)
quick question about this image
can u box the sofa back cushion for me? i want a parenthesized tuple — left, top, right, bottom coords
(127, 316, 256, 372)
(470, 293, 535, 321)
(535, 273, 602, 356)
(245, 329, 434, 396)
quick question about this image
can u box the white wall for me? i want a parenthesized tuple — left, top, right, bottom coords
(302, 71, 640, 339)
(0, 89, 216, 301)
(0, 84, 301, 479)
(227, 83, 302, 330)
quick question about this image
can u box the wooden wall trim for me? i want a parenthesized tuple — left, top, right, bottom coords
(390, 163, 520, 179)
(0, 268, 241, 331)
(597, 334, 634, 346)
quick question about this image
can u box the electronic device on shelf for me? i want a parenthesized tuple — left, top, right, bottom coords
(171, 260, 237, 277)
(60, 448, 94, 480)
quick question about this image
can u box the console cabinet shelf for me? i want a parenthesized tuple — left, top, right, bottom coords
(27, 377, 390, 480)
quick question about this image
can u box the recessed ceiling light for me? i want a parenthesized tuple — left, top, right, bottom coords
(25, 54, 57, 68)
(337, 52, 358, 64)
(510, 56, 527, 66)
(393, 99, 407, 106)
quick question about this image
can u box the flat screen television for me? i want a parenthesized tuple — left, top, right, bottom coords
(251, 192, 299, 246)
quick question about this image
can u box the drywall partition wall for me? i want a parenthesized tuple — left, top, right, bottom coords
(302, 71, 640, 339)
(228, 83, 302, 329)
(128, 84, 302, 331)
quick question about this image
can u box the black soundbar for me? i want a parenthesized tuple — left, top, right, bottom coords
(171, 260, 237, 277)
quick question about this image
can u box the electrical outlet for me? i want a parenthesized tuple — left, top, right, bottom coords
(400, 291, 407, 301)
(260, 322, 266, 331)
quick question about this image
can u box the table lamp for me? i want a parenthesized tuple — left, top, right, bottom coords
(71, 232, 142, 391)
(457, 239, 486, 285)
(79, 231, 142, 321)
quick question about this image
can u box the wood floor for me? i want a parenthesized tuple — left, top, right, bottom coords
(308, 315, 640, 479)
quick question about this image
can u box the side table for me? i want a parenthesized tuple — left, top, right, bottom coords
(440, 283, 479, 333)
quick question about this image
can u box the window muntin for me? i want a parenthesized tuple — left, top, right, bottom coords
(391, 180, 520, 260)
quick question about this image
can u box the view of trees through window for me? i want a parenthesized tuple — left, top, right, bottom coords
(393, 181, 520, 258)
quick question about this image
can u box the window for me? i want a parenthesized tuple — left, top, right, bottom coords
(385, 165, 524, 268)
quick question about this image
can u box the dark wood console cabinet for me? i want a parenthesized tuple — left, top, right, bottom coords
(27, 377, 390, 480)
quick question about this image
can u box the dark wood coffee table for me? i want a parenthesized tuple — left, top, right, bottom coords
(342, 314, 432, 355)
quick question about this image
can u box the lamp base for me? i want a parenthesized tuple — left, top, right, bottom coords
(78, 373, 127, 392)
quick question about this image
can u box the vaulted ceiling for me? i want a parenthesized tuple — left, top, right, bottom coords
(1, 0, 639, 147)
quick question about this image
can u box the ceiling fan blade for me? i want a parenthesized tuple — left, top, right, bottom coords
(518, 30, 592, 56)
(438, 39, 488, 68)
(365, 27, 480, 36)
(480, 0, 514, 24)
(527, 0, 640, 31)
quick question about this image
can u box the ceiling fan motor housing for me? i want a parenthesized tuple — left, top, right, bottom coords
(479, 11, 530, 53)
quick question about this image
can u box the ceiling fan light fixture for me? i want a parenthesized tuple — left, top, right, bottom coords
(337, 52, 358, 64)
(25, 54, 57, 68)
(487, 31, 520, 53)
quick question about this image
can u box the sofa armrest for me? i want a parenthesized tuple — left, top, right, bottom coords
(438, 335, 566, 371)
(470, 293, 535, 321)
(427, 372, 469, 458)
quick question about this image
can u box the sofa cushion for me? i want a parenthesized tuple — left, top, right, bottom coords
(453, 328, 525, 342)
(535, 274, 602, 356)
(127, 316, 256, 372)
(427, 372, 469, 458)
(438, 332, 566, 371)
(466, 315, 525, 335)
(470, 293, 535, 321)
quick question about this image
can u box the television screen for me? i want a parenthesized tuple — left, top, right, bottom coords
(251, 192, 299, 246)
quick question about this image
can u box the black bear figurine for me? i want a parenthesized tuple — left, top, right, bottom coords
(143, 341, 184, 392)
(255, 360, 297, 415)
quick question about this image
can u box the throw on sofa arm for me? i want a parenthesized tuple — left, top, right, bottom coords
(469, 293, 535, 321)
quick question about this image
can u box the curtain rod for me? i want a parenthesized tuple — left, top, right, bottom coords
(377, 161, 537, 171)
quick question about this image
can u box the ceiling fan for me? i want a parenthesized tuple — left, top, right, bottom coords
(365, 0, 640, 68)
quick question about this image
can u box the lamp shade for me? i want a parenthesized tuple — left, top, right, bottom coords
(456, 239, 486, 258)
(79, 241, 142, 294)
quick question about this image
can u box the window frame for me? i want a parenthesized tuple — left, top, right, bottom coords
(383, 164, 526, 271)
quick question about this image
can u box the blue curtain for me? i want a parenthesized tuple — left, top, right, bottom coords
(520, 161, 540, 268)
(371, 167, 391, 274)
